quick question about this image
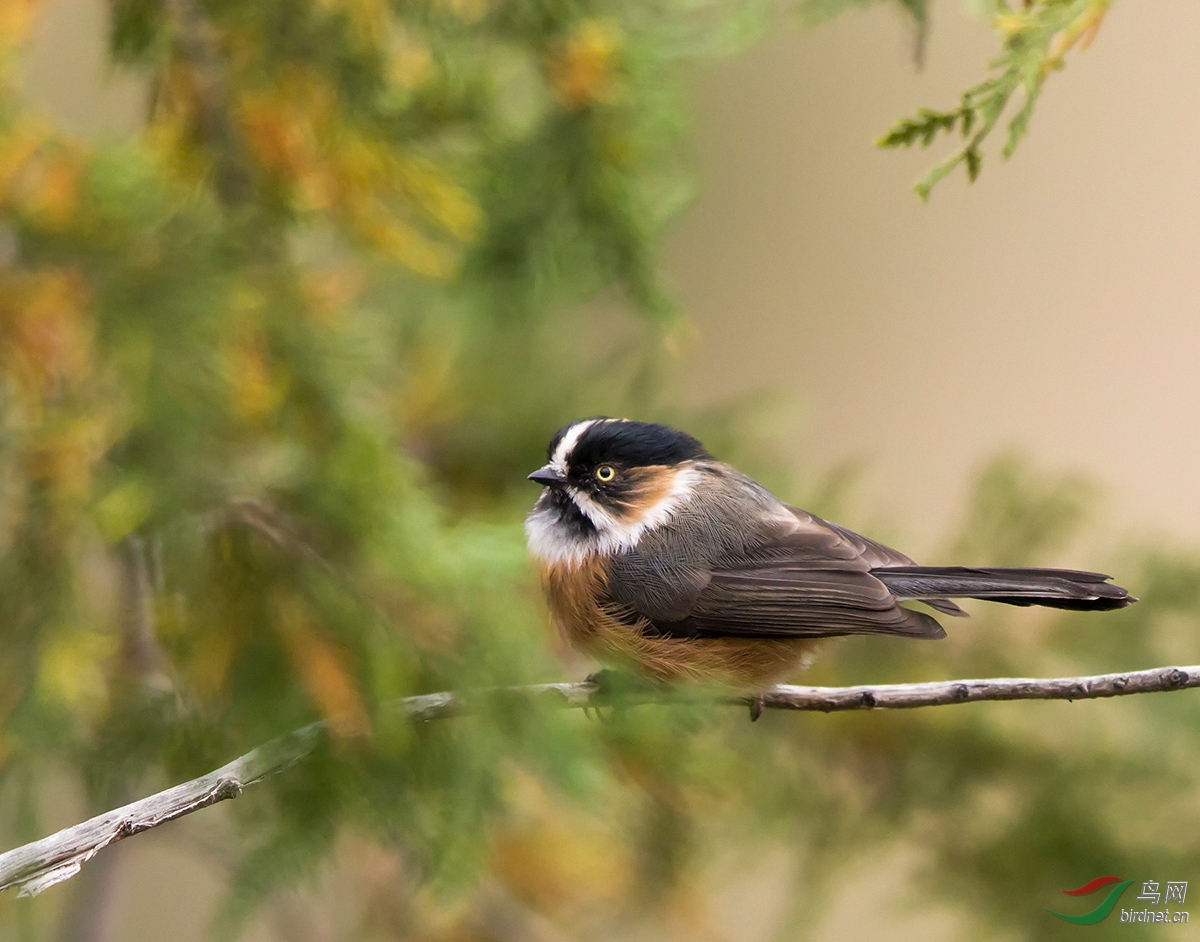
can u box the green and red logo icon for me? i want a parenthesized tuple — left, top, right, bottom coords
(1047, 876, 1135, 924)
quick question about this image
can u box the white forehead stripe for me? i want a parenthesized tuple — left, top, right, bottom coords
(551, 419, 599, 469)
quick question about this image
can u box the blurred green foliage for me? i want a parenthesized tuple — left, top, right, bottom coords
(0, 2, 1194, 941)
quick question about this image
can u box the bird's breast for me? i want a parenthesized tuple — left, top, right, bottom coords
(539, 555, 615, 641)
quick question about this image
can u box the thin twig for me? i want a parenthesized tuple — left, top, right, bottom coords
(2, 665, 1197, 899)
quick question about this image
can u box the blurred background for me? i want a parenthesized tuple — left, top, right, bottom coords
(1, 0, 1198, 939)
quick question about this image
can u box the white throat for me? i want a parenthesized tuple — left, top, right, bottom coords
(525, 466, 700, 568)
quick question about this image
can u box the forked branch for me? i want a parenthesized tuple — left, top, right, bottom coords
(2, 664, 1196, 898)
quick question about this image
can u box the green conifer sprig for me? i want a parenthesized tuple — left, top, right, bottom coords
(878, 0, 1109, 199)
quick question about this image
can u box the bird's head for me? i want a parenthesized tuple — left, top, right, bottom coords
(525, 418, 712, 564)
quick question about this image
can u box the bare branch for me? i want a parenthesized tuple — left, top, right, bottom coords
(2, 665, 1197, 898)
(755, 664, 1200, 712)
(0, 724, 322, 899)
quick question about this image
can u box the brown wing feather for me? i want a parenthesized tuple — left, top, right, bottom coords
(608, 503, 946, 641)
(819, 513, 968, 618)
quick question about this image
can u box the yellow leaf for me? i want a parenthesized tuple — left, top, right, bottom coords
(233, 67, 477, 276)
(0, 120, 48, 205)
(184, 622, 237, 701)
(221, 316, 290, 424)
(393, 154, 480, 242)
(38, 627, 116, 716)
(336, 0, 389, 45)
(93, 480, 155, 544)
(19, 152, 81, 227)
(301, 263, 367, 321)
(386, 28, 433, 89)
(548, 20, 621, 111)
(345, 194, 457, 278)
(0, 0, 39, 46)
(992, 13, 1025, 36)
(1075, 3, 1108, 51)
(0, 267, 94, 406)
(1044, 1, 1108, 73)
(25, 414, 112, 507)
(274, 594, 371, 739)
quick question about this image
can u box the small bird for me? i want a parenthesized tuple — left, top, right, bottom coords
(526, 418, 1133, 699)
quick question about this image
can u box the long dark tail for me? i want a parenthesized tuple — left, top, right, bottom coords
(871, 566, 1135, 612)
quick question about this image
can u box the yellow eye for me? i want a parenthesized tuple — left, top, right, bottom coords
(595, 464, 615, 482)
